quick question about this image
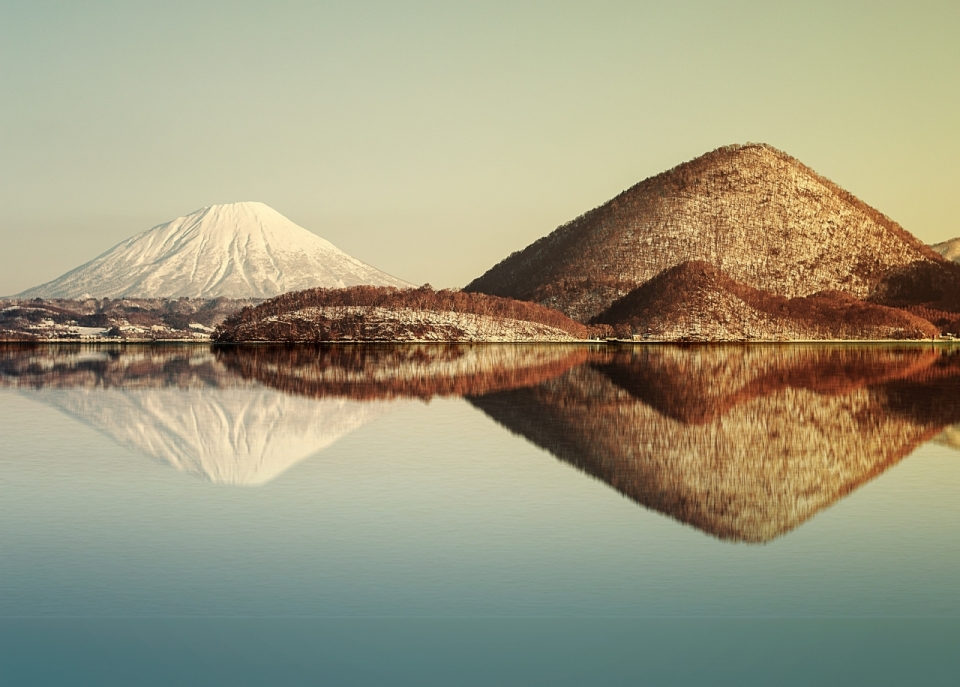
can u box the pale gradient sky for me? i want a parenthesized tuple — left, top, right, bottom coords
(1, 1, 958, 295)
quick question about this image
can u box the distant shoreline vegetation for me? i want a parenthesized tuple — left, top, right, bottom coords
(0, 296, 258, 342)
(1, 284, 957, 343)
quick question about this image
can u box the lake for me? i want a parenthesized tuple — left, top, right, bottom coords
(1, 342, 959, 684)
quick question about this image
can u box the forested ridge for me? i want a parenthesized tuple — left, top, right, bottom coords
(213, 285, 591, 342)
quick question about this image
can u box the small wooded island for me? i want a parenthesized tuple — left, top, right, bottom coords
(212, 286, 591, 343)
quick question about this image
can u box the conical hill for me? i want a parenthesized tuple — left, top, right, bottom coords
(465, 144, 945, 321)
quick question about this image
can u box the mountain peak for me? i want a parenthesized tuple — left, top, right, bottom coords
(17, 203, 412, 300)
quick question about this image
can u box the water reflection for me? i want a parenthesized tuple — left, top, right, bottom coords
(3, 343, 960, 541)
(0, 345, 393, 485)
(215, 343, 588, 399)
(470, 346, 960, 542)
(0, 344, 586, 485)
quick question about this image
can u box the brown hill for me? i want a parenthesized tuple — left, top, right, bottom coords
(465, 143, 949, 322)
(213, 285, 589, 342)
(591, 260, 937, 340)
(0, 341, 587, 401)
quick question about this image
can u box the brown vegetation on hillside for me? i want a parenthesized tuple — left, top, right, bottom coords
(867, 259, 960, 312)
(213, 285, 590, 342)
(591, 261, 938, 340)
(466, 143, 951, 322)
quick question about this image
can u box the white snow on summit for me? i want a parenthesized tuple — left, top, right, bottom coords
(17, 201, 412, 299)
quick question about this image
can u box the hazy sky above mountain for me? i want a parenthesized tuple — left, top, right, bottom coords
(1, 1, 958, 294)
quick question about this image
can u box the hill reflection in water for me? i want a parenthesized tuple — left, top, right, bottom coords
(470, 345, 960, 542)
(3, 343, 959, 540)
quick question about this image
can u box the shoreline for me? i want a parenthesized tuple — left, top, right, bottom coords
(2, 338, 959, 346)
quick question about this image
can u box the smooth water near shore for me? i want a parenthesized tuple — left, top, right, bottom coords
(2, 343, 959, 683)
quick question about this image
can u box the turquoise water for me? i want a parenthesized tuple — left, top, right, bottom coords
(1, 343, 959, 683)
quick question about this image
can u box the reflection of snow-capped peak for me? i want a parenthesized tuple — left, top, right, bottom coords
(31, 387, 394, 486)
(17, 201, 411, 299)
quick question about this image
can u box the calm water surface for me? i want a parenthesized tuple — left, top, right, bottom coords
(2, 343, 959, 683)
(2, 341, 959, 617)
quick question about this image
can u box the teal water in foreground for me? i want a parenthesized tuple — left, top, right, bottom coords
(2, 618, 958, 686)
(1, 343, 959, 683)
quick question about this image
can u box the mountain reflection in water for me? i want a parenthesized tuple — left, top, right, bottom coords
(3, 343, 960, 541)
(470, 346, 960, 542)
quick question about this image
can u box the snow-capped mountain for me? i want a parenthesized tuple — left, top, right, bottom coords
(17, 201, 412, 299)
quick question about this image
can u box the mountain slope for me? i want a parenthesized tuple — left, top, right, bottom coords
(465, 143, 944, 321)
(17, 202, 411, 299)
